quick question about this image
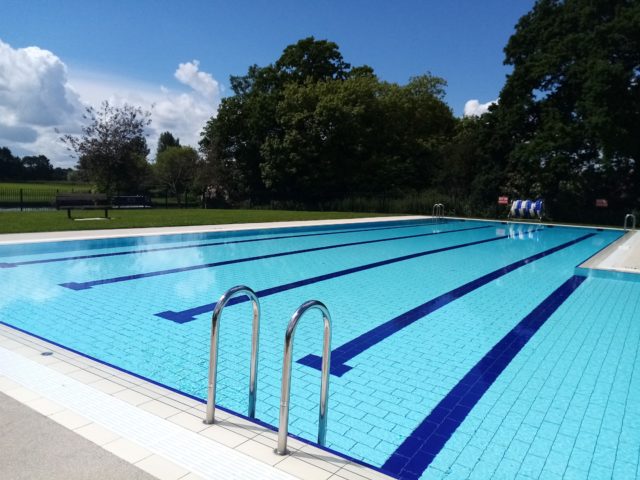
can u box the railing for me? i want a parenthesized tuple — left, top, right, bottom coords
(624, 214, 636, 231)
(432, 203, 444, 221)
(276, 300, 332, 455)
(204, 285, 261, 424)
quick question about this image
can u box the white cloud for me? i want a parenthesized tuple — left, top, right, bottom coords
(0, 38, 222, 167)
(463, 99, 497, 117)
(175, 60, 221, 100)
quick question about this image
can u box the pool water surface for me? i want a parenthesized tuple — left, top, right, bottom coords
(0, 219, 638, 479)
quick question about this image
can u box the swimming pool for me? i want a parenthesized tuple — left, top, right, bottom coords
(1, 218, 638, 479)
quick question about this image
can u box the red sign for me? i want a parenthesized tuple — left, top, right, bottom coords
(498, 196, 509, 205)
(595, 199, 608, 208)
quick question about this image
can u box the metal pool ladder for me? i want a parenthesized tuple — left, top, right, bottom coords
(276, 300, 332, 455)
(432, 203, 445, 222)
(624, 213, 636, 231)
(204, 285, 261, 424)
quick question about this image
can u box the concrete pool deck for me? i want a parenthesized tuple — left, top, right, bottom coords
(580, 230, 640, 274)
(0, 216, 424, 245)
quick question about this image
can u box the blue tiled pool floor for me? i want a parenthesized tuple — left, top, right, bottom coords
(0, 219, 638, 479)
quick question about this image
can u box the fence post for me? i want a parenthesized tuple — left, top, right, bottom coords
(20, 188, 23, 212)
(165, 189, 168, 209)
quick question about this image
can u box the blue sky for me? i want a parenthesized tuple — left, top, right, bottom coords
(0, 0, 535, 166)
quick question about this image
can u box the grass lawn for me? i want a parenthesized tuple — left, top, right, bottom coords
(0, 181, 91, 191)
(0, 208, 393, 234)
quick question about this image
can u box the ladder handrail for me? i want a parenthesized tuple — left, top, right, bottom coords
(432, 203, 444, 221)
(204, 285, 261, 424)
(276, 300, 332, 455)
(624, 213, 636, 231)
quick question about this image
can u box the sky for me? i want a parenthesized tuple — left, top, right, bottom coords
(0, 0, 535, 167)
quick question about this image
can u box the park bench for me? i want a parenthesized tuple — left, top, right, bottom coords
(112, 195, 151, 208)
(55, 193, 111, 219)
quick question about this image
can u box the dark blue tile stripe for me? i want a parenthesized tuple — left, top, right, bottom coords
(59, 225, 491, 291)
(297, 232, 594, 376)
(381, 275, 586, 480)
(0, 321, 390, 478)
(156, 227, 508, 323)
(0, 220, 448, 268)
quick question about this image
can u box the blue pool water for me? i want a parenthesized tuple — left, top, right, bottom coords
(1, 219, 638, 479)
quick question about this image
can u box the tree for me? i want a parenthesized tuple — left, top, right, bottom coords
(275, 37, 351, 83)
(200, 37, 358, 203)
(61, 101, 152, 194)
(260, 74, 454, 200)
(156, 131, 180, 157)
(154, 146, 199, 205)
(21, 155, 53, 181)
(0, 147, 23, 180)
(200, 37, 455, 204)
(495, 0, 640, 218)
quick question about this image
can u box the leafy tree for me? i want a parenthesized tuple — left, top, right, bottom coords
(154, 146, 199, 205)
(156, 131, 180, 157)
(275, 37, 351, 83)
(200, 37, 455, 204)
(200, 37, 357, 203)
(0, 147, 23, 180)
(260, 74, 454, 200)
(495, 0, 640, 217)
(21, 155, 53, 181)
(61, 101, 152, 194)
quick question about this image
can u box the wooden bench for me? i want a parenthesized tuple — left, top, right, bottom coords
(55, 194, 111, 219)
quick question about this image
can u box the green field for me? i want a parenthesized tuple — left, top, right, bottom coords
(0, 181, 92, 191)
(0, 209, 391, 234)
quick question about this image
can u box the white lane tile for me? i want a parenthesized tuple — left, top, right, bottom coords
(24, 397, 66, 416)
(75, 422, 121, 446)
(236, 439, 285, 467)
(167, 411, 208, 433)
(90, 378, 129, 394)
(0, 375, 21, 392)
(4, 385, 41, 403)
(104, 437, 154, 464)
(276, 455, 334, 480)
(136, 454, 190, 480)
(200, 424, 249, 448)
(139, 399, 183, 419)
(49, 410, 93, 430)
(113, 388, 154, 406)
(0, 346, 297, 480)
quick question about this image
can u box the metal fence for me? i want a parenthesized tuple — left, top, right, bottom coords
(0, 187, 93, 210)
(0, 187, 202, 210)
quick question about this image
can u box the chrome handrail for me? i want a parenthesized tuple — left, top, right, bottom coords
(432, 203, 444, 221)
(624, 214, 636, 231)
(275, 300, 332, 455)
(204, 285, 260, 424)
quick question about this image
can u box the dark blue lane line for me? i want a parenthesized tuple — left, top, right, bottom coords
(297, 232, 594, 376)
(59, 225, 491, 291)
(0, 220, 454, 269)
(0, 322, 390, 479)
(157, 228, 511, 323)
(380, 275, 586, 480)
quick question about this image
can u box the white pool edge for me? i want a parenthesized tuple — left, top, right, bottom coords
(0, 216, 425, 245)
(0, 325, 393, 480)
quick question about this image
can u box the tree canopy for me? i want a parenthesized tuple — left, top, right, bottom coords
(0, 146, 69, 181)
(493, 0, 640, 218)
(200, 36, 455, 204)
(154, 145, 199, 204)
(156, 131, 180, 157)
(61, 101, 152, 194)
